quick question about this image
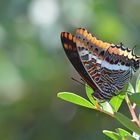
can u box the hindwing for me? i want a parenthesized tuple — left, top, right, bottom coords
(75, 28, 133, 99)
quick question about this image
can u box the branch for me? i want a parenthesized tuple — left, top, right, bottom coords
(125, 95, 140, 128)
(94, 102, 115, 118)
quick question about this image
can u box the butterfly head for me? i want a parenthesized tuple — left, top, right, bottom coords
(119, 46, 140, 72)
(133, 58, 140, 71)
(130, 46, 140, 71)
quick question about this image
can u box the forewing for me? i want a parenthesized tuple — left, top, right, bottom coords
(60, 32, 98, 91)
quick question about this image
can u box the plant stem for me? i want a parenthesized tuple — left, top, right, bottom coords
(93, 102, 115, 118)
(125, 95, 140, 128)
(97, 108, 115, 118)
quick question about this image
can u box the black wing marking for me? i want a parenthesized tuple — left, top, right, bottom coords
(99, 67, 132, 94)
(60, 32, 98, 91)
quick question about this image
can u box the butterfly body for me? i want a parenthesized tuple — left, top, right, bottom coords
(61, 28, 140, 101)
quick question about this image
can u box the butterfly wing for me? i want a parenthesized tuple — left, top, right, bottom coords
(61, 28, 139, 100)
(75, 28, 133, 99)
(60, 32, 98, 92)
(75, 28, 115, 99)
(99, 46, 133, 94)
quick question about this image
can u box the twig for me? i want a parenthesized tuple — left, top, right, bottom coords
(97, 108, 115, 118)
(92, 102, 115, 118)
(125, 95, 140, 128)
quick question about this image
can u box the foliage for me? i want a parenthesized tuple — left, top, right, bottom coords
(57, 75, 140, 140)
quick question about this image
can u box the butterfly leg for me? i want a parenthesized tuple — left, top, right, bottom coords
(71, 77, 85, 86)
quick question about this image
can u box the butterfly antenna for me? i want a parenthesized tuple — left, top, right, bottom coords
(81, 78, 85, 83)
(71, 77, 85, 86)
(132, 45, 137, 55)
(120, 42, 124, 46)
(71, 77, 92, 90)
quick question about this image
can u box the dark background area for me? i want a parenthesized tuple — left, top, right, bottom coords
(0, 0, 140, 139)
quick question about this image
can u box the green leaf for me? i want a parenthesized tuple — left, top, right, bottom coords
(85, 85, 96, 105)
(103, 129, 136, 140)
(103, 130, 121, 140)
(127, 83, 135, 94)
(124, 136, 137, 140)
(110, 83, 132, 112)
(115, 112, 140, 135)
(129, 93, 140, 106)
(57, 92, 95, 109)
(116, 128, 136, 140)
(85, 85, 113, 113)
(110, 84, 130, 112)
(116, 128, 131, 137)
(101, 102, 114, 114)
(133, 132, 140, 140)
(136, 74, 140, 93)
(110, 94, 125, 112)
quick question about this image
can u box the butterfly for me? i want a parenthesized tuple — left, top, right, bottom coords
(60, 28, 140, 101)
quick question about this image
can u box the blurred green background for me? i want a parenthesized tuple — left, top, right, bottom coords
(0, 0, 140, 140)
